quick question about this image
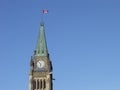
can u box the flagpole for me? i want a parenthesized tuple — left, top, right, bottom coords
(41, 11, 44, 24)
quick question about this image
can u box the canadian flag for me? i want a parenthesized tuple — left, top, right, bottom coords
(42, 10, 48, 13)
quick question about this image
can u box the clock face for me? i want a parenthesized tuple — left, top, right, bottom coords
(37, 60, 45, 68)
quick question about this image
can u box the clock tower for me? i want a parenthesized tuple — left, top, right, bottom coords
(29, 23, 53, 90)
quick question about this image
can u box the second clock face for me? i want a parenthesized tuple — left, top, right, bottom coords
(37, 60, 45, 68)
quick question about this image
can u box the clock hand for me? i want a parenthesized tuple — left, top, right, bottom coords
(39, 62, 42, 67)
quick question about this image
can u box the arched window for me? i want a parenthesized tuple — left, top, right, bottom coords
(37, 80, 39, 89)
(43, 79, 46, 89)
(40, 79, 42, 89)
(33, 79, 36, 90)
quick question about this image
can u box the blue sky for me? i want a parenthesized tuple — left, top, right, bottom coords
(0, 0, 120, 90)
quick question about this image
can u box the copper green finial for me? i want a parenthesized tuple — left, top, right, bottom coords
(35, 23, 48, 56)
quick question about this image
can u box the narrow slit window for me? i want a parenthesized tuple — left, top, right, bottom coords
(43, 79, 46, 89)
(37, 80, 39, 89)
(40, 79, 42, 89)
(33, 80, 36, 90)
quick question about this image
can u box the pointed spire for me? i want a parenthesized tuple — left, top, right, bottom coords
(35, 23, 48, 56)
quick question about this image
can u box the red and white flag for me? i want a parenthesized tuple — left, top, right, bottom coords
(42, 10, 48, 13)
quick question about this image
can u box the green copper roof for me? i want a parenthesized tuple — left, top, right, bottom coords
(35, 23, 48, 56)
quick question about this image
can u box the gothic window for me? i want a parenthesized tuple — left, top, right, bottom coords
(40, 79, 42, 89)
(37, 80, 39, 89)
(43, 79, 46, 89)
(33, 79, 36, 90)
(42, 48, 44, 54)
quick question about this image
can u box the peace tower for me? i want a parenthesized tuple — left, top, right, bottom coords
(29, 23, 53, 90)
